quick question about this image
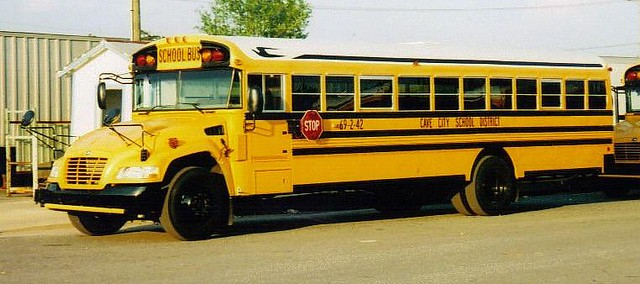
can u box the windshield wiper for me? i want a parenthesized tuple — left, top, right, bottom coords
(138, 105, 174, 114)
(179, 102, 204, 114)
(107, 126, 141, 147)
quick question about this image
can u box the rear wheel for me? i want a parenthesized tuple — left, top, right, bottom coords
(452, 155, 516, 216)
(68, 213, 127, 236)
(160, 167, 230, 241)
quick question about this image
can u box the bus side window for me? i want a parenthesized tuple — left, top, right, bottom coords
(434, 77, 460, 110)
(541, 80, 561, 108)
(398, 77, 430, 110)
(489, 78, 513, 110)
(326, 76, 355, 111)
(463, 77, 487, 110)
(360, 76, 393, 109)
(265, 75, 284, 111)
(292, 75, 321, 111)
(516, 79, 537, 109)
(588, 80, 607, 109)
(248, 74, 285, 112)
(566, 80, 585, 109)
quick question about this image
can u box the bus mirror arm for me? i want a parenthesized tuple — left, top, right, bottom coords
(244, 113, 257, 132)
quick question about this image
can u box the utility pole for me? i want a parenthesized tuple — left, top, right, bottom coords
(131, 0, 141, 41)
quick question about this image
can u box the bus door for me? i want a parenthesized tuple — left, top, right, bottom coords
(246, 74, 293, 195)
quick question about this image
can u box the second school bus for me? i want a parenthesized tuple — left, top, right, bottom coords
(36, 35, 613, 240)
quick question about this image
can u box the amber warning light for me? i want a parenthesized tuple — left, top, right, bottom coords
(133, 48, 158, 71)
(200, 48, 225, 62)
(626, 70, 640, 82)
(199, 45, 229, 67)
(135, 54, 156, 67)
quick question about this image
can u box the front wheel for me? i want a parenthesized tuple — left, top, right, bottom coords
(68, 213, 127, 236)
(160, 167, 230, 241)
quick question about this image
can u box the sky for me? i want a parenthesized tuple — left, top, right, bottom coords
(0, 0, 639, 57)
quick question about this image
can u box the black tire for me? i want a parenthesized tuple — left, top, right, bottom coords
(459, 155, 516, 216)
(68, 213, 127, 236)
(374, 189, 422, 214)
(160, 167, 230, 241)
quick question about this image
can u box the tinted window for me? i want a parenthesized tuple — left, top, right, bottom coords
(399, 77, 430, 110)
(292, 75, 321, 111)
(360, 76, 393, 109)
(541, 80, 561, 108)
(463, 78, 486, 110)
(588, 80, 607, 109)
(434, 77, 460, 110)
(326, 76, 355, 111)
(490, 78, 513, 109)
(516, 79, 537, 109)
(566, 80, 585, 109)
(248, 74, 284, 112)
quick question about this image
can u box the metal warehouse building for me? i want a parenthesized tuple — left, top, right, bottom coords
(1, 31, 127, 191)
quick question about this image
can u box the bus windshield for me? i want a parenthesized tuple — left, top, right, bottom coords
(626, 82, 640, 113)
(134, 68, 241, 111)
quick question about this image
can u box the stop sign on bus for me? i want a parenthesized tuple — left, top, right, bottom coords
(300, 110, 323, 140)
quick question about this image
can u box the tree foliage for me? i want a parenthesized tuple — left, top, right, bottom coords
(198, 0, 312, 38)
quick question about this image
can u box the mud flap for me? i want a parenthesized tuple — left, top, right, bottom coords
(451, 191, 475, 216)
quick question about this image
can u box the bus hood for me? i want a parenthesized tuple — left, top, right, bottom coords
(67, 115, 224, 156)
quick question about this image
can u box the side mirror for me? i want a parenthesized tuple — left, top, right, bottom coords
(21, 110, 35, 127)
(97, 82, 107, 110)
(247, 87, 264, 115)
(103, 108, 121, 126)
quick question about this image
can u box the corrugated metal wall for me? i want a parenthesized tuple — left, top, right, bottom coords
(1, 31, 124, 167)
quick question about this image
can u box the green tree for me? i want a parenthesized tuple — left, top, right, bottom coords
(141, 30, 162, 41)
(198, 0, 312, 38)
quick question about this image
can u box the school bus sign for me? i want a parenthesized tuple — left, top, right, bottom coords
(157, 44, 202, 70)
(300, 110, 323, 140)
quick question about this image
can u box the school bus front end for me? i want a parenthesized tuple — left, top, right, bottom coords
(607, 65, 640, 178)
(41, 112, 234, 210)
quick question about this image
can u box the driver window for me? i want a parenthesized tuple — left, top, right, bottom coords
(248, 74, 284, 112)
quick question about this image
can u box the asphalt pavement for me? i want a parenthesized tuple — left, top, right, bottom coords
(0, 191, 70, 236)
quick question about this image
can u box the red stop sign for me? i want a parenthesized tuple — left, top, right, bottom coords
(300, 110, 323, 140)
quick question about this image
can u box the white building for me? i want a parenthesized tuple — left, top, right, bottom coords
(57, 39, 143, 139)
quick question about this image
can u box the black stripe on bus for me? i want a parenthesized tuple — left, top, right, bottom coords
(292, 138, 612, 156)
(293, 54, 604, 68)
(249, 110, 613, 120)
(319, 125, 613, 139)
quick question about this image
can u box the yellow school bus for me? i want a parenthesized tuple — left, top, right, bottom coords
(604, 63, 640, 196)
(36, 35, 613, 240)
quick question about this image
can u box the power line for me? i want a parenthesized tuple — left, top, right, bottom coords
(568, 42, 640, 51)
(313, 0, 622, 12)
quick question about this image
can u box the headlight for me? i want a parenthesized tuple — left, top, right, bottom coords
(116, 166, 159, 180)
(48, 160, 61, 180)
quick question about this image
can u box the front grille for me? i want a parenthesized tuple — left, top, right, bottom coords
(614, 143, 640, 161)
(65, 157, 108, 185)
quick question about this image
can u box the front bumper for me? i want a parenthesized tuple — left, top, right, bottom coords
(604, 154, 640, 175)
(35, 182, 166, 221)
